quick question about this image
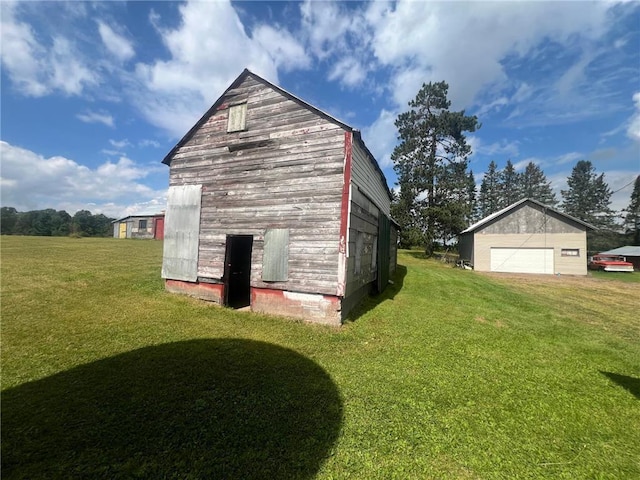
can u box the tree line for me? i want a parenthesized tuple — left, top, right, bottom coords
(390, 80, 640, 253)
(0, 207, 115, 237)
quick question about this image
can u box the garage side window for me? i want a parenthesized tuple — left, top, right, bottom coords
(561, 249, 580, 257)
(263, 229, 289, 282)
(139, 219, 147, 229)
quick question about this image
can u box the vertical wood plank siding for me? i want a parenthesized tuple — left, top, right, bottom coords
(345, 187, 379, 296)
(351, 141, 391, 215)
(344, 140, 393, 297)
(337, 131, 352, 297)
(167, 75, 345, 296)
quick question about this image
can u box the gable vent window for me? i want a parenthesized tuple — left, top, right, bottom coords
(262, 229, 289, 282)
(561, 248, 579, 257)
(227, 103, 247, 133)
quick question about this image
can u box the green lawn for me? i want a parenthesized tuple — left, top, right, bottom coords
(2, 237, 639, 479)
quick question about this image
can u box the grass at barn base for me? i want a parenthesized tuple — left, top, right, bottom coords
(2, 237, 639, 479)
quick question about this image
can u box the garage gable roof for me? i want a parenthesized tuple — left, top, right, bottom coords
(461, 198, 596, 234)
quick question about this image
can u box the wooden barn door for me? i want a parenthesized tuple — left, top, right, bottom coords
(224, 235, 253, 308)
(119, 222, 127, 238)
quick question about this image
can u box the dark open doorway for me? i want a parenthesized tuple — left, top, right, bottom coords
(224, 235, 253, 308)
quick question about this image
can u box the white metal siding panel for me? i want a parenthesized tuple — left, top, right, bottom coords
(490, 248, 553, 274)
(162, 185, 202, 281)
(262, 228, 289, 281)
(351, 141, 390, 215)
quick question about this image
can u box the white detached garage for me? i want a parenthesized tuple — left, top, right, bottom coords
(459, 199, 595, 276)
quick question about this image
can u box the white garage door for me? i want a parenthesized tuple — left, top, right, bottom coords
(490, 248, 554, 274)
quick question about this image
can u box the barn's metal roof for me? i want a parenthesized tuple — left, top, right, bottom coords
(461, 198, 596, 234)
(160, 68, 393, 201)
(599, 246, 640, 256)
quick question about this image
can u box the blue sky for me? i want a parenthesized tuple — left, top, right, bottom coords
(1, 0, 639, 219)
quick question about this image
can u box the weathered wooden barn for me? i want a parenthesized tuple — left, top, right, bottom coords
(112, 214, 164, 240)
(161, 69, 398, 325)
(459, 198, 595, 275)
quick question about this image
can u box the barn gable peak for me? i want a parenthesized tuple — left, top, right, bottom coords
(161, 68, 353, 166)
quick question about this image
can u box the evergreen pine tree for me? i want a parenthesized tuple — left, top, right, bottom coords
(623, 175, 640, 244)
(392, 81, 479, 255)
(520, 162, 557, 206)
(498, 160, 522, 208)
(432, 161, 476, 245)
(478, 160, 501, 217)
(561, 160, 615, 229)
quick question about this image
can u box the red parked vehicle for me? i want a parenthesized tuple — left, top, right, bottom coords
(588, 254, 634, 272)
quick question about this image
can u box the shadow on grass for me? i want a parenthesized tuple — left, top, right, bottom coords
(2, 339, 343, 479)
(601, 371, 640, 400)
(344, 265, 407, 323)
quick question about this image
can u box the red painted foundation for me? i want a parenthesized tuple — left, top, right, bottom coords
(251, 288, 342, 326)
(165, 280, 342, 326)
(165, 279, 224, 303)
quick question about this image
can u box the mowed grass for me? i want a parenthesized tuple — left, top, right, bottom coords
(1, 237, 639, 479)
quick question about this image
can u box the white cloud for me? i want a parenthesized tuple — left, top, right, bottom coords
(109, 139, 131, 149)
(101, 149, 122, 156)
(253, 24, 311, 72)
(97, 21, 135, 62)
(0, 3, 97, 97)
(512, 159, 534, 172)
(0, 141, 165, 218)
(139, 139, 162, 148)
(557, 152, 584, 165)
(328, 57, 367, 87)
(0, 2, 47, 96)
(627, 92, 640, 142)
(470, 137, 520, 159)
(361, 109, 397, 169)
(133, 0, 282, 137)
(77, 111, 114, 127)
(364, 0, 611, 111)
(474, 96, 509, 118)
(49, 37, 97, 95)
(299, 0, 376, 89)
(300, 0, 355, 59)
(355, 1, 629, 186)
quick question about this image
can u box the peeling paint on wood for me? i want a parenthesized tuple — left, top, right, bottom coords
(162, 70, 397, 324)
